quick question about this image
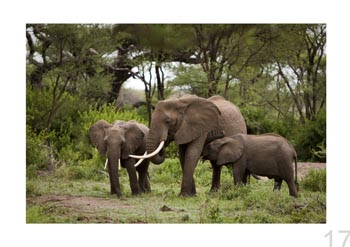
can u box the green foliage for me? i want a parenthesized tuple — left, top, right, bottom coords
(301, 169, 326, 192)
(26, 85, 89, 148)
(294, 109, 326, 161)
(168, 64, 209, 97)
(79, 74, 113, 104)
(80, 103, 147, 133)
(26, 125, 48, 168)
(151, 159, 182, 185)
(26, 90, 148, 180)
(54, 149, 109, 181)
(240, 105, 274, 134)
(27, 163, 326, 223)
(311, 141, 326, 160)
(199, 198, 223, 223)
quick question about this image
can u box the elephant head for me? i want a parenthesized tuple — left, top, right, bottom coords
(89, 119, 146, 196)
(131, 95, 222, 164)
(202, 135, 244, 166)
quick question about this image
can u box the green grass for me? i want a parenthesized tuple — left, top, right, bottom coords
(26, 159, 326, 223)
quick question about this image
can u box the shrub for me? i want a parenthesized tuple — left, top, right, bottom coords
(294, 109, 326, 161)
(79, 104, 147, 135)
(26, 125, 55, 169)
(301, 169, 326, 192)
(54, 148, 109, 181)
(240, 106, 274, 134)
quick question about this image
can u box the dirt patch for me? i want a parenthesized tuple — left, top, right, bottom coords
(27, 195, 137, 223)
(297, 162, 326, 178)
(27, 195, 134, 211)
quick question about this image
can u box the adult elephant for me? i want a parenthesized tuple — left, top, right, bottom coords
(89, 120, 151, 197)
(130, 95, 247, 196)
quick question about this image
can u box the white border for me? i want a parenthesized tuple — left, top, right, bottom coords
(1, 0, 349, 246)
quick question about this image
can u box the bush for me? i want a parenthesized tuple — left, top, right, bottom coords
(54, 147, 109, 181)
(301, 169, 326, 192)
(26, 125, 54, 169)
(79, 104, 147, 135)
(27, 88, 149, 180)
(26, 85, 89, 135)
(240, 106, 274, 134)
(294, 109, 326, 161)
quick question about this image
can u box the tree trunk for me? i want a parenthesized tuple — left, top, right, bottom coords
(109, 78, 124, 103)
(155, 64, 165, 100)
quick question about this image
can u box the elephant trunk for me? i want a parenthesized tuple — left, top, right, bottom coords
(107, 149, 122, 197)
(146, 128, 167, 164)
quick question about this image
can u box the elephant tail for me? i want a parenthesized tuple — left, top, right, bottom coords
(293, 151, 299, 191)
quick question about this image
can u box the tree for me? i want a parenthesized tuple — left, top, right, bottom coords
(26, 24, 115, 131)
(270, 24, 326, 122)
(193, 24, 270, 97)
(111, 24, 200, 101)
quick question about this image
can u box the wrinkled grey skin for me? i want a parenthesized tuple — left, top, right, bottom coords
(202, 133, 299, 197)
(145, 95, 247, 196)
(89, 120, 151, 197)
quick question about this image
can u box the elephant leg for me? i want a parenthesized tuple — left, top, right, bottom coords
(210, 160, 222, 192)
(232, 161, 246, 186)
(124, 159, 141, 195)
(285, 178, 298, 197)
(179, 144, 186, 170)
(107, 159, 122, 197)
(242, 169, 250, 185)
(136, 160, 151, 193)
(179, 144, 195, 195)
(144, 172, 151, 192)
(273, 178, 283, 191)
(179, 135, 207, 197)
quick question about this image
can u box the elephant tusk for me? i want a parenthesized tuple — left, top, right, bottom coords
(134, 158, 145, 167)
(129, 141, 165, 159)
(134, 152, 147, 167)
(105, 158, 121, 170)
(104, 158, 108, 170)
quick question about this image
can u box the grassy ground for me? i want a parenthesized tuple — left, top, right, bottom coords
(26, 159, 326, 223)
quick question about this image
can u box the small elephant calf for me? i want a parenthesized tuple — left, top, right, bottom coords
(202, 133, 299, 197)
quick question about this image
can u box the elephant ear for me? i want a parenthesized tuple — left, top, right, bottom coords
(89, 120, 111, 157)
(217, 136, 244, 166)
(121, 121, 145, 159)
(174, 97, 221, 145)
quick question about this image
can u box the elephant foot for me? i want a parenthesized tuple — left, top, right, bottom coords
(210, 186, 220, 193)
(111, 191, 122, 198)
(179, 190, 196, 197)
(131, 189, 142, 196)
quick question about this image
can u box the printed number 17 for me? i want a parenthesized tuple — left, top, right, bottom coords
(325, 230, 350, 247)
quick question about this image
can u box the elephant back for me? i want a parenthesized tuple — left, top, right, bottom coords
(208, 96, 247, 137)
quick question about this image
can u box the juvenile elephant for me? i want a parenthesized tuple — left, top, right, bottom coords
(130, 95, 247, 196)
(89, 120, 151, 197)
(202, 133, 299, 197)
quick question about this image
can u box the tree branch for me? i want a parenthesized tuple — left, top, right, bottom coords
(275, 59, 305, 123)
